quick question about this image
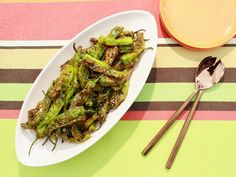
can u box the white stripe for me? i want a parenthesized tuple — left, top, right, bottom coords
(0, 38, 236, 46)
(157, 38, 177, 44)
(227, 38, 236, 44)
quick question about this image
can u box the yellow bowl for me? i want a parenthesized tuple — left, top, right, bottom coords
(160, 0, 236, 49)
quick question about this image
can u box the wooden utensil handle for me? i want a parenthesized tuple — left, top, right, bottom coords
(166, 90, 203, 169)
(142, 90, 199, 156)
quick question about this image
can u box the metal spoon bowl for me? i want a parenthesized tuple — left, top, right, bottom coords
(196, 56, 225, 90)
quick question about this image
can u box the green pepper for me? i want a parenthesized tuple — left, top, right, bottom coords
(64, 87, 75, 111)
(133, 32, 145, 51)
(96, 89, 111, 105)
(99, 69, 133, 88)
(120, 50, 142, 64)
(21, 95, 51, 129)
(99, 36, 134, 46)
(112, 60, 125, 71)
(120, 32, 145, 66)
(85, 99, 93, 107)
(99, 76, 118, 87)
(85, 43, 106, 60)
(70, 77, 100, 108)
(78, 64, 90, 89)
(107, 26, 124, 39)
(105, 47, 119, 65)
(88, 123, 97, 132)
(71, 125, 83, 141)
(118, 31, 134, 38)
(47, 64, 74, 100)
(85, 114, 98, 128)
(46, 106, 85, 134)
(36, 98, 64, 138)
(110, 81, 129, 109)
(84, 107, 96, 115)
(97, 100, 109, 121)
(82, 54, 127, 79)
(67, 60, 80, 106)
(82, 133, 91, 141)
(119, 45, 133, 53)
(73, 48, 82, 62)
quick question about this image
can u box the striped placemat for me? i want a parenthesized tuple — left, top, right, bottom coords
(1, 0, 236, 177)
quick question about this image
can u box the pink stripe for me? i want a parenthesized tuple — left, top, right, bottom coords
(1, 110, 236, 120)
(0, 0, 169, 40)
(0, 110, 19, 119)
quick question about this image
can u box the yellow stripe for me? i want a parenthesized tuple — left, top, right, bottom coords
(155, 46, 236, 68)
(1, 46, 236, 69)
(0, 49, 58, 69)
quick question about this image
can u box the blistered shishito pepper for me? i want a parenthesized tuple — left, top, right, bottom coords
(85, 43, 106, 60)
(85, 113, 98, 128)
(36, 98, 64, 138)
(64, 87, 75, 111)
(21, 95, 51, 129)
(113, 60, 125, 71)
(118, 31, 134, 38)
(70, 77, 100, 108)
(96, 89, 111, 105)
(78, 64, 90, 89)
(84, 107, 96, 115)
(110, 81, 129, 109)
(85, 99, 94, 107)
(64, 133, 91, 143)
(86, 26, 123, 60)
(82, 54, 127, 79)
(105, 47, 119, 65)
(99, 36, 134, 46)
(107, 26, 124, 39)
(97, 100, 109, 122)
(71, 124, 83, 141)
(119, 45, 133, 54)
(47, 64, 74, 100)
(99, 68, 133, 89)
(64, 59, 80, 110)
(46, 106, 85, 134)
(133, 32, 145, 51)
(88, 123, 97, 132)
(121, 32, 145, 66)
(120, 50, 142, 64)
(99, 76, 119, 87)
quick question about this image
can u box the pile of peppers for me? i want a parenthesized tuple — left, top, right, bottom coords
(21, 26, 147, 151)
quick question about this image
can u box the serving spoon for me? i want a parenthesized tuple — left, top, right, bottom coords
(142, 56, 225, 169)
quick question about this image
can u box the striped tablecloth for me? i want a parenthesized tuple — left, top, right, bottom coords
(1, 0, 236, 177)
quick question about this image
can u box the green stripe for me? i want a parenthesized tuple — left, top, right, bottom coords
(1, 120, 236, 177)
(136, 83, 236, 101)
(1, 83, 235, 102)
(0, 84, 31, 101)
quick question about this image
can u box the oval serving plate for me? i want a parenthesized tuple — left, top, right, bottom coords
(15, 10, 157, 167)
(160, 0, 236, 49)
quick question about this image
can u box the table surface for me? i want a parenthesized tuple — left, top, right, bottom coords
(1, 0, 236, 177)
